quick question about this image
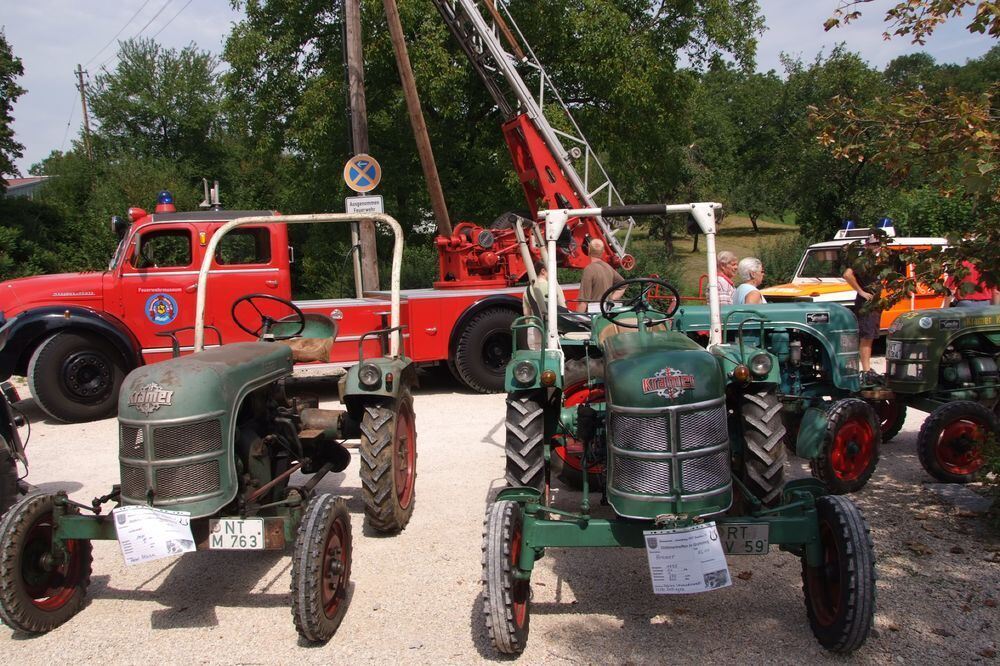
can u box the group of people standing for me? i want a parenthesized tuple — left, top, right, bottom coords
(716, 251, 767, 306)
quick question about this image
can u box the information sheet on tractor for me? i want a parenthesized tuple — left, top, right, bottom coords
(643, 522, 732, 594)
(113, 506, 196, 565)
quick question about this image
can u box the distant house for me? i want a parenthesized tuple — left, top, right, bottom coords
(3, 176, 51, 199)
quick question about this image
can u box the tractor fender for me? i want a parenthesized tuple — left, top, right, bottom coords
(340, 357, 418, 420)
(795, 406, 829, 460)
(447, 294, 522, 357)
(0, 306, 141, 381)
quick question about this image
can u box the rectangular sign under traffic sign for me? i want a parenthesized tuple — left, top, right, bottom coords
(345, 195, 384, 216)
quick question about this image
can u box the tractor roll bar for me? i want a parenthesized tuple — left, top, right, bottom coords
(538, 203, 724, 350)
(194, 213, 405, 356)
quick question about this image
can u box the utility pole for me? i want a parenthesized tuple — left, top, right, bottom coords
(75, 64, 94, 161)
(383, 0, 452, 237)
(345, 0, 380, 292)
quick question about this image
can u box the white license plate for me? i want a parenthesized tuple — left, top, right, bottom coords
(716, 523, 769, 555)
(886, 340, 902, 360)
(209, 518, 264, 550)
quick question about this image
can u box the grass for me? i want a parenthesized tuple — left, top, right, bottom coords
(622, 214, 801, 297)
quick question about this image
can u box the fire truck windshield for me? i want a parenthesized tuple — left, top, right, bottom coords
(108, 234, 130, 271)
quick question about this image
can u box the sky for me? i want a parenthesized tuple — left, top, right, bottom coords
(2, 0, 996, 175)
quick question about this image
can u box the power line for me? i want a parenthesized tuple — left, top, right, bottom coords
(58, 101, 76, 153)
(83, 0, 153, 67)
(98, 0, 174, 71)
(150, 0, 194, 40)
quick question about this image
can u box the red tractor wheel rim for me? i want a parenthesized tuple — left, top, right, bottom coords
(553, 381, 606, 474)
(393, 403, 417, 510)
(22, 514, 84, 611)
(321, 515, 350, 619)
(875, 400, 901, 433)
(936, 418, 985, 476)
(510, 519, 528, 628)
(829, 417, 876, 481)
(806, 521, 841, 627)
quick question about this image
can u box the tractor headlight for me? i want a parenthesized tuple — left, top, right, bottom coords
(749, 353, 773, 378)
(358, 363, 382, 390)
(513, 361, 537, 386)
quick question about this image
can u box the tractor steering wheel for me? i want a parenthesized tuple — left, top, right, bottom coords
(599, 277, 681, 329)
(231, 294, 306, 341)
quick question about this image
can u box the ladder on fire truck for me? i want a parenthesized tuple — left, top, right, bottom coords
(430, 0, 635, 265)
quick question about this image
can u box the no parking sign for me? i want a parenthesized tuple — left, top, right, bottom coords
(343, 154, 382, 193)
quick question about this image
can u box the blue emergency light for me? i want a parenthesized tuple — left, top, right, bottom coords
(155, 190, 177, 213)
(842, 220, 856, 230)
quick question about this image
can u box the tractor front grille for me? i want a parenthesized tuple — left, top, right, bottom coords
(119, 426, 145, 458)
(153, 420, 222, 459)
(680, 449, 730, 493)
(154, 460, 221, 500)
(614, 457, 672, 494)
(678, 406, 727, 451)
(611, 413, 670, 452)
(120, 464, 147, 499)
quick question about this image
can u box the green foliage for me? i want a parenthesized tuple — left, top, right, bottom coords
(756, 234, 812, 287)
(894, 186, 977, 236)
(0, 29, 25, 185)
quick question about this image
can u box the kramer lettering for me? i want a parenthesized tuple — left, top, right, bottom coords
(642, 367, 695, 399)
(128, 383, 174, 414)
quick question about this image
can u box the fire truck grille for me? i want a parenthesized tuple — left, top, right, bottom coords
(120, 464, 147, 499)
(678, 406, 728, 451)
(613, 457, 672, 494)
(611, 414, 670, 452)
(119, 425, 145, 458)
(154, 461, 221, 500)
(152, 420, 223, 459)
(680, 450, 731, 493)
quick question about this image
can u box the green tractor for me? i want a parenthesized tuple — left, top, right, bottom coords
(0, 213, 418, 642)
(486, 202, 876, 655)
(0, 382, 31, 517)
(882, 306, 1000, 482)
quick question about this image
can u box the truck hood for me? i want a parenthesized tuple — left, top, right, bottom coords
(0, 272, 106, 318)
(761, 281, 852, 302)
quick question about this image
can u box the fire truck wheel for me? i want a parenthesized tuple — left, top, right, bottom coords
(27, 331, 126, 423)
(359, 392, 417, 533)
(454, 307, 518, 393)
(0, 438, 17, 518)
(801, 495, 875, 653)
(871, 399, 906, 443)
(740, 387, 787, 507)
(811, 399, 881, 494)
(917, 400, 995, 483)
(291, 494, 352, 643)
(482, 499, 530, 655)
(0, 493, 93, 634)
(505, 392, 546, 492)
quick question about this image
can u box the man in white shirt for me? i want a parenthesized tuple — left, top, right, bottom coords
(717, 250, 738, 305)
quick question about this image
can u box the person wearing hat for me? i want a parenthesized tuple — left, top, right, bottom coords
(843, 235, 883, 384)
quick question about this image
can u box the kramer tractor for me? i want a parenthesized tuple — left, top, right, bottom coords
(882, 306, 1000, 482)
(486, 202, 875, 655)
(0, 213, 418, 642)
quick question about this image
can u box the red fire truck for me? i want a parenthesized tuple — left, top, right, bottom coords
(0, 2, 637, 422)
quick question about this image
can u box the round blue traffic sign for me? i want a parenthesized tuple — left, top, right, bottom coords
(343, 154, 382, 193)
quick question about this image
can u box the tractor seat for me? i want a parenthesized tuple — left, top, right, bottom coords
(273, 313, 339, 363)
(524, 283, 592, 336)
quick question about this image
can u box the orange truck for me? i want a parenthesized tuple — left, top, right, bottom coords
(761, 221, 947, 331)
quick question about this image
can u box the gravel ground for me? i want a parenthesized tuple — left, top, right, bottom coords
(1, 362, 998, 664)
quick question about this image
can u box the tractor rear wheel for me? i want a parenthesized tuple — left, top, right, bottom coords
(917, 401, 995, 483)
(359, 391, 417, 533)
(454, 307, 517, 393)
(0, 493, 93, 633)
(740, 387, 787, 507)
(291, 493, 352, 643)
(28, 331, 127, 423)
(811, 399, 881, 494)
(801, 495, 875, 653)
(871, 399, 906, 443)
(482, 499, 530, 655)
(505, 392, 546, 492)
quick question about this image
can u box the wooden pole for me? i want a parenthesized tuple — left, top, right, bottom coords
(382, 0, 452, 236)
(345, 0, 380, 292)
(75, 65, 94, 161)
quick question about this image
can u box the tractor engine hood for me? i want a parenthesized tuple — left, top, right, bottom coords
(0, 272, 106, 319)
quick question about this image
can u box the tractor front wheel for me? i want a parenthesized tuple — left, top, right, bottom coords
(740, 387, 787, 507)
(505, 392, 546, 492)
(917, 401, 995, 483)
(0, 493, 93, 633)
(291, 493, 352, 643)
(801, 495, 875, 653)
(359, 391, 417, 533)
(482, 499, 530, 655)
(811, 399, 881, 494)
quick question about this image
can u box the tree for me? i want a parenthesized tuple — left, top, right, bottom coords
(0, 29, 25, 187)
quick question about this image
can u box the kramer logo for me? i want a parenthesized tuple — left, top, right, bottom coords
(128, 383, 174, 414)
(642, 367, 695, 399)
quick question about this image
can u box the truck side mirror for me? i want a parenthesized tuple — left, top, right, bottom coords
(110, 215, 131, 238)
